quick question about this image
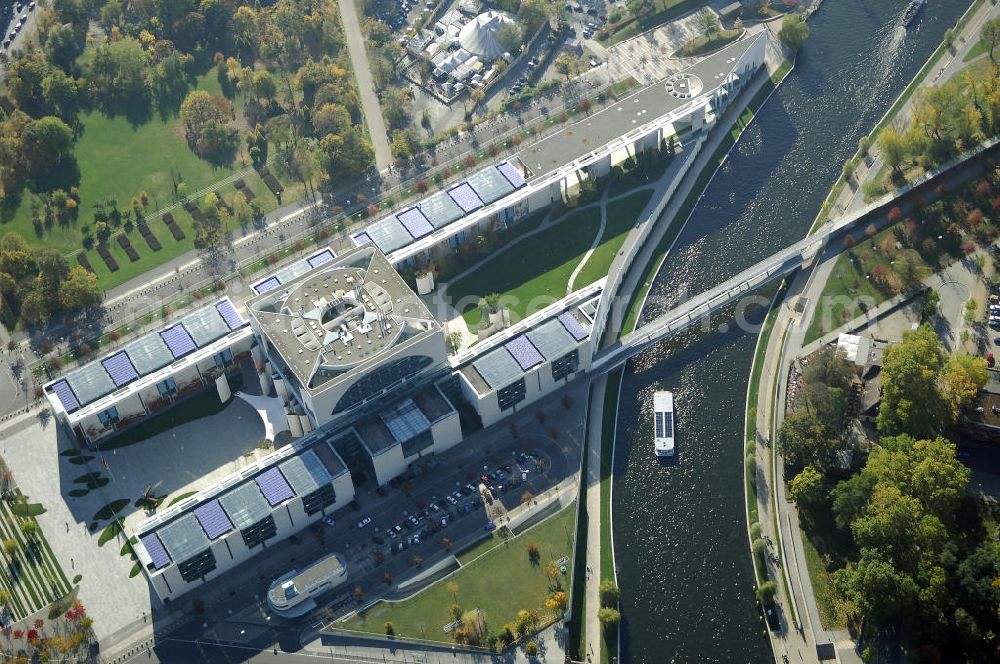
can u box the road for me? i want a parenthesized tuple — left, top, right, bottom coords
(337, 0, 394, 172)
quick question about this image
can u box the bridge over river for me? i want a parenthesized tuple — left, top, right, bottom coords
(590, 135, 1000, 374)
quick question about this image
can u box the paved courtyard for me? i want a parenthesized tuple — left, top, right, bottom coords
(0, 396, 267, 641)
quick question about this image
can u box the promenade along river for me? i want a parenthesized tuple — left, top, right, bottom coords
(611, 1, 973, 662)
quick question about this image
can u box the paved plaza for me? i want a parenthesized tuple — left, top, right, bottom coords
(0, 396, 267, 640)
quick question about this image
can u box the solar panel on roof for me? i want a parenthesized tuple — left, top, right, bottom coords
(447, 182, 484, 213)
(50, 379, 80, 413)
(655, 412, 664, 438)
(215, 299, 245, 331)
(253, 276, 281, 294)
(140, 533, 171, 569)
(558, 312, 589, 341)
(160, 324, 196, 358)
(498, 162, 527, 188)
(101, 351, 139, 387)
(396, 208, 434, 239)
(307, 248, 335, 268)
(353, 232, 373, 247)
(194, 499, 233, 540)
(663, 412, 673, 437)
(505, 335, 544, 371)
(255, 467, 294, 506)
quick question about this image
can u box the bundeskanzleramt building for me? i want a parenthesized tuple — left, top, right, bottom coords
(245, 244, 448, 431)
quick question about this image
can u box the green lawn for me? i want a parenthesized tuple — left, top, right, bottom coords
(448, 206, 603, 331)
(598, 370, 621, 664)
(963, 37, 989, 63)
(801, 532, 846, 630)
(801, 225, 950, 345)
(575, 190, 654, 289)
(0, 73, 304, 292)
(341, 503, 576, 642)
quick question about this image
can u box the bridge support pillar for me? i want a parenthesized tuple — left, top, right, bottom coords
(590, 154, 612, 180)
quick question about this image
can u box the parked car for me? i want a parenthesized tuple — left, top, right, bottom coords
(408, 514, 420, 527)
(387, 528, 397, 539)
(484, 521, 497, 532)
(357, 516, 373, 528)
(322, 515, 336, 527)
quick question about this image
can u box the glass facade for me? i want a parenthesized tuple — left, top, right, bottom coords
(497, 379, 526, 412)
(332, 355, 434, 415)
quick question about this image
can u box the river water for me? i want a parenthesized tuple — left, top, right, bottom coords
(612, 1, 973, 662)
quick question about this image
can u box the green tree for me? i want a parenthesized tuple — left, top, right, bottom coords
(830, 471, 875, 530)
(519, 0, 551, 34)
(59, 266, 101, 310)
(755, 580, 777, 603)
(525, 640, 539, 657)
(597, 607, 620, 629)
(599, 579, 620, 607)
(778, 14, 810, 52)
(778, 409, 838, 471)
(788, 466, 827, 508)
(879, 127, 908, 177)
(319, 130, 374, 179)
(981, 18, 1000, 68)
(45, 22, 86, 72)
(834, 548, 919, 624)
(19, 520, 40, 541)
(876, 325, 946, 438)
(496, 23, 524, 55)
(939, 355, 988, 418)
(701, 10, 720, 38)
(22, 117, 75, 176)
(803, 346, 854, 390)
(312, 103, 352, 138)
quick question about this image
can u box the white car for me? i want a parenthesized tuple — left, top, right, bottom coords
(357, 516, 373, 528)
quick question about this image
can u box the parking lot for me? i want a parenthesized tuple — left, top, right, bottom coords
(314, 435, 578, 605)
(1, 1, 38, 64)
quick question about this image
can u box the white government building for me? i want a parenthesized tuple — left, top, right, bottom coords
(42, 32, 768, 601)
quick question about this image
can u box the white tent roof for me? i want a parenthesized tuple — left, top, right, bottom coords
(458, 10, 518, 59)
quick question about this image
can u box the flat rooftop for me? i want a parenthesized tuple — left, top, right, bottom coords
(247, 246, 439, 393)
(136, 438, 349, 573)
(46, 298, 247, 414)
(519, 35, 758, 176)
(271, 552, 346, 604)
(461, 300, 595, 395)
(352, 161, 528, 256)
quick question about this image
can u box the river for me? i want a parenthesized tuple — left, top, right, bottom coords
(611, 1, 974, 662)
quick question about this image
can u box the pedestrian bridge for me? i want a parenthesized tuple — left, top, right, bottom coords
(591, 232, 824, 373)
(589, 135, 999, 373)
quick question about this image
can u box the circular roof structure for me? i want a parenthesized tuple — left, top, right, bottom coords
(458, 10, 519, 60)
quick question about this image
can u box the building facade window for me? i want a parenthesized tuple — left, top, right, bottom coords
(157, 377, 178, 396)
(214, 348, 234, 368)
(497, 379, 526, 412)
(401, 430, 434, 458)
(240, 516, 277, 549)
(551, 350, 579, 382)
(177, 550, 217, 583)
(97, 406, 120, 427)
(332, 355, 434, 415)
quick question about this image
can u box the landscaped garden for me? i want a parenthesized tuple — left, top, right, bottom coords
(0, 0, 370, 329)
(801, 173, 997, 345)
(340, 504, 575, 649)
(0, 461, 73, 622)
(446, 187, 654, 332)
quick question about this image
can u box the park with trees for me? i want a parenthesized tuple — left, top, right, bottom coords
(0, 0, 374, 327)
(779, 327, 999, 659)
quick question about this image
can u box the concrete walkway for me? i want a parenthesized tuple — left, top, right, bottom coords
(336, 0, 393, 172)
(582, 373, 607, 664)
